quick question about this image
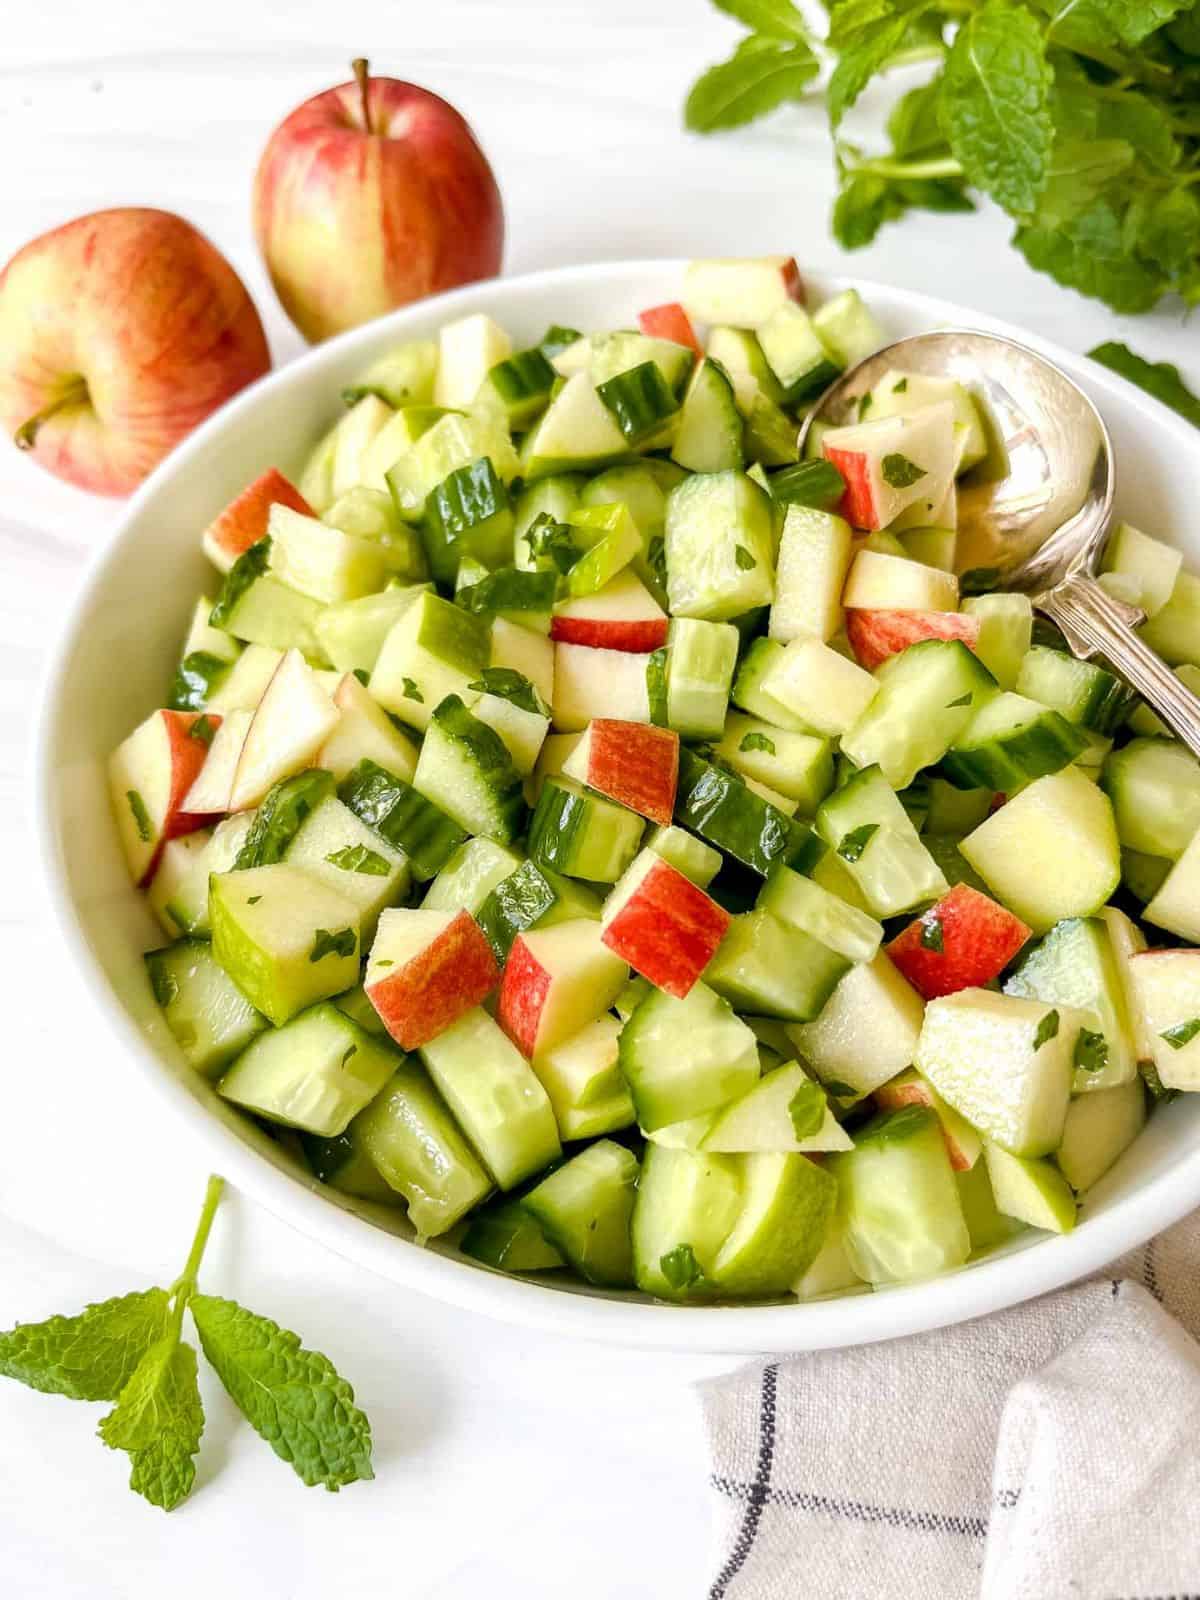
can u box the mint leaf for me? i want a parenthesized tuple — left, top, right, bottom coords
(685, 33, 820, 133)
(1073, 1027, 1110, 1072)
(524, 513, 578, 574)
(0, 1289, 171, 1402)
(882, 452, 925, 487)
(740, 731, 777, 755)
(188, 714, 216, 748)
(892, 377, 909, 393)
(862, 1104, 935, 1145)
(1074, 0, 1190, 46)
(1015, 198, 1166, 314)
(190, 1294, 373, 1491)
(325, 844, 392, 876)
(1087, 342, 1200, 429)
(858, 392, 874, 419)
(827, 1, 933, 130)
(310, 927, 356, 963)
(98, 1335, 204, 1512)
(837, 822, 879, 862)
(1160, 1017, 1200, 1049)
(1142, 1059, 1181, 1103)
(467, 667, 549, 717)
(832, 171, 904, 248)
(919, 912, 944, 952)
(659, 1244, 705, 1291)
(712, 0, 810, 38)
(1034, 1008, 1060, 1049)
(401, 677, 423, 704)
(947, 692, 973, 707)
(734, 544, 757, 571)
(788, 1077, 828, 1140)
(822, 1078, 859, 1099)
(127, 790, 152, 842)
(941, 1, 1054, 217)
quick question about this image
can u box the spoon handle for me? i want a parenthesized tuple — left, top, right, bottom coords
(1039, 573, 1200, 760)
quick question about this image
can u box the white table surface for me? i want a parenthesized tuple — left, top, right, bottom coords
(2, 4, 1196, 1595)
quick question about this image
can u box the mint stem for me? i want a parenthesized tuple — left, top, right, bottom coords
(855, 155, 965, 180)
(170, 1176, 225, 1326)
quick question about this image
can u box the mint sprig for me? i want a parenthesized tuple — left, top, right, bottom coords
(684, 0, 1200, 315)
(0, 1177, 372, 1511)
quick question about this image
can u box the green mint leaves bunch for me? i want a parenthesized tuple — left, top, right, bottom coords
(0, 1177, 372, 1511)
(686, 0, 1200, 313)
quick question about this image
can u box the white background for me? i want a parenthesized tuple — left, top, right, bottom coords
(1, 4, 1196, 1596)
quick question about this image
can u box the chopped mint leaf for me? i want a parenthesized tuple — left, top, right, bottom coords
(822, 1078, 858, 1100)
(188, 714, 216, 747)
(310, 927, 357, 964)
(788, 1077, 827, 1140)
(325, 845, 391, 877)
(919, 913, 944, 953)
(864, 1104, 935, 1146)
(837, 822, 878, 863)
(524, 512, 578, 575)
(247, 895, 262, 906)
(339, 1045, 358, 1069)
(126, 789, 152, 843)
(1142, 1060, 1180, 1103)
(353, 668, 370, 687)
(960, 567, 1002, 595)
(647, 535, 667, 586)
(1160, 1017, 1200, 1050)
(646, 647, 670, 727)
(1033, 1009, 1060, 1050)
(881, 452, 926, 489)
(467, 667, 548, 717)
(375, 959, 394, 969)
(1073, 1027, 1109, 1072)
(947, 692, 973, 708)
(858, 392, 874, 419)
(1087, 343, 1200, 431)
(740, 731, 777, 756)
(659, 1244, 705, 1291)
(892, 378, 908, 394)
(168, 650, 229, 712)
(734, 544, 757, 571)
(538, 325, 583, 361)
(401, 678, 423, 704)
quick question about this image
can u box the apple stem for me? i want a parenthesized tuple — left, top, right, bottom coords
(14, 377, 89, 451)
(352, 57, 373, 135)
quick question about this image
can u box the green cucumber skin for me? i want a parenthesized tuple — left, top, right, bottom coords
(596, 361, 681, 444)
(460, 1196, 564, 1271)
(422, 457, 512, 585)
(476, 861, 559, 962)
(339, 758, 468, 880)
(674, 750, 825, 877)
(234, 770, 336, 869)
(458, 566, 556, 622)
(168, 650, 231, 711)
(939, 712, 1088, 792)
(208, 538, 271, 630)
(486, 349, 557, 426)
(767, 459, 846, 512)
(427, 695, 527, 843)
(1015, 646, 1136, 735)
(526, 779, 641, 883)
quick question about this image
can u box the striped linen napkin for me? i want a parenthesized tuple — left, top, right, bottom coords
(699, 1214, 1200, 1599)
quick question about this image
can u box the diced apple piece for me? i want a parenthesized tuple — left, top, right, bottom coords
(498, 918, 629, 1059)
(1099, 905, 1156, 1066)
(786, 952, 925, 1098)
(552, 642, 652, 731)
(266, 503, 386, 603)
(317, 672, 419, 783)
(916, 988, 1086, 1157)
(435, 313, 512, 409)
(205, 644, 284, 714)
(682, 256, 805, 327)
(600, 850, 730, 999)
(823, 403, 957, 531)
(759, 636, 878, 737)
(490, 616, 555, 707)
(227, 649, 340, 812)
(866, 368, 987, 472)
(365, 907, 500, 1050)
(563, 719, 679, 824)
(1055, 1078, 1146, 1193)
(551, 568, 668, 653)
(845, 607, 979, 671)
(769, 506, 853, 643)
(637, 302, 702, 355)
(700, 1062, 852, 1154)
(984, 1143, 1076, 1234)
(873, 1067, 982, 1171)
(181, 709, 252, 816)
(109, 709, 221, 884)
(370, 590, 489, 733)
(1144, 827, 1200, 943)
(1101, 522, 1182, 618)
(887, 884, 1031, 1001)
(1129, 948, 1200, 1091)
(842, 549, 960, 611)
(530, 1014, 636, 1141)
(201, 467, 313, 573)
(466, 690, 550, 778)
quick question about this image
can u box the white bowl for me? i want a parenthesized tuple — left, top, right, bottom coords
(37, 259, 1200, 1353)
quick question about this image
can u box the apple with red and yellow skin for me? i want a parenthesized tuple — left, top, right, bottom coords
(254, 60, 504, 343)
(0, 208, 270, 497)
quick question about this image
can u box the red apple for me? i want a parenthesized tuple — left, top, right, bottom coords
(846, 608, 981, 671)
(0, 209, 269, 497)
(638, 302, 702, 355)
(563, 719, 679, 825)
(253, 59, 504, 343)
(366, 907, 499, 1050)
(887, 883, 1031, 1001)
(108, 709, 223, 885)
(202, 468, 313, 573)
(601, 850, 730, 999)
(551, 569, 668, 653)
(497, 920, 628, 1059)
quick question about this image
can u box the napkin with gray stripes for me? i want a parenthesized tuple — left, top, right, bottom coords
(699, 1216, 1200, 1599)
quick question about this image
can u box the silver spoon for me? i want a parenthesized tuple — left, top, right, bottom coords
(805, 328, 1200, 758)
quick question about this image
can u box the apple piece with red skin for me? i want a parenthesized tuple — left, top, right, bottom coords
(202, 468, 313, 574)
(600, 850, 731, 1000)
(563, 719, 679, 826)
(637, 302, 702, 356)
(551, 569, 668, 653)
(229, 649, 341, 811)
(681, 256, 805, 327)
(253, 59, 504, 343)
(0, 209, 269, 497)
(887, 883, 1032, 1001)
(498, 919, 628, 1060)
(822, 402, 957, 531)
(873, 1068, 982, 1172)
(846, 608, 981, 671)
(366, 907, 499, 1050)
(108, 709, 223, 885)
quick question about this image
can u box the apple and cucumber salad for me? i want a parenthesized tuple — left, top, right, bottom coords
(109, 255, 1200, 1304)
